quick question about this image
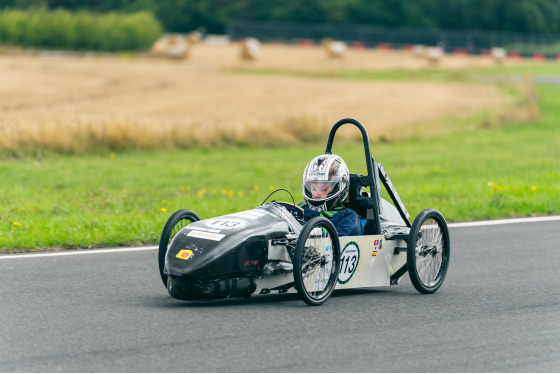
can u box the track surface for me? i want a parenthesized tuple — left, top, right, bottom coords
(1, 220, 559, 372)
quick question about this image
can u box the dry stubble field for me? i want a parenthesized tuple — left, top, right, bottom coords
(0, 43, 520, 153)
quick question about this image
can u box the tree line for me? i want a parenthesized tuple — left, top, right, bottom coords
(2, 0, 560, 36)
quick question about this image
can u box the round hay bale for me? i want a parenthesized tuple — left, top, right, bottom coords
(150, 35, 172, 57)
(166, 35, 189, 59)
(323, 38, 347, 58)
(187, 30, 203, 45)
(426, 46, 444, 65)
(412, 45, 425, 58)
(240, 38, 261, 61)
(491, 47, 507, 64)
(150, 34, 189, 59)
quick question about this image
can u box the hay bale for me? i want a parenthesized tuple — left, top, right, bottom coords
(166, 35, 189, 59)
(187, 30, 203, 45)
(412, 44, 425, 58)
(425, 46, 444, 65)
(150, 35, 172, 57)
(322, 37, 347, 58)
(150, 34, 190, 59)
(240, 38, 261, 61)
(491, 47, 507, 64)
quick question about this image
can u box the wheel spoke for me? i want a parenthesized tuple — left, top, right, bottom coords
(407, 210, 449, 294)
(415, 218, 445, 287)
(167, 218, 192, 246)
(294, 217, 340, 305)
(300, 226, 335, 296)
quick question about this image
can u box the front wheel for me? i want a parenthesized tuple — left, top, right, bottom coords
(293, 217, 341, 306)
(407, 209, 450, 294)
(158, 209, 200, 287)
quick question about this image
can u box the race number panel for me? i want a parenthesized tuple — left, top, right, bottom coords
(335, 235, 396, 289)
(338, 241, 360, 284)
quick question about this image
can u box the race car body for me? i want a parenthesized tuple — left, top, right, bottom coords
(158, 118, 450, 306)
(163, 201, 410, 302)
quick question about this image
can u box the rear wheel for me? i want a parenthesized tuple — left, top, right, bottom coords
(407, 209, 450, 294)
(293, 217, 341, 306)
(158, 209, 200, 287)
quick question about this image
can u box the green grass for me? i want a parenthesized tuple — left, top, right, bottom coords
(2, 63, 560, 251)
(235, 67, 472, 82)
(237, 62, 560, 82)
(479, 63, 560, 76)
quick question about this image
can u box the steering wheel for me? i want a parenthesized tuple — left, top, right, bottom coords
(273, 201, 304, 220)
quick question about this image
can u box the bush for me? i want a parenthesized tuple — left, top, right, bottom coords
(0, 8, 162, 51)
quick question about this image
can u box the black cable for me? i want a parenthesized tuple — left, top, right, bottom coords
(260, 188, 296, 208)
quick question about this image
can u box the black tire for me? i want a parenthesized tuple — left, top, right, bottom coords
(407, 209, 450, 294)
(158, 209, 200, 287)
(293, 217, 341, 306)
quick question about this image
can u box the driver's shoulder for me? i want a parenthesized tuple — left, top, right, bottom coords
(333, 206, 358, 217)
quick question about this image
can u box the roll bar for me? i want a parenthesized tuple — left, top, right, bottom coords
(325, 118, 375, 178)
(324, 118, 412, 234)
(324, 118, 382, 235)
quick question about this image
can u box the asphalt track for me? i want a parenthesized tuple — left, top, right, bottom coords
(1, 217, 559, 372)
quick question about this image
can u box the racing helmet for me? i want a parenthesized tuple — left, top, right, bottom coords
(302, 154, 350, 212)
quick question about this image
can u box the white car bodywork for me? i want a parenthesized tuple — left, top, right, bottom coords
(255, 231, 408, 295)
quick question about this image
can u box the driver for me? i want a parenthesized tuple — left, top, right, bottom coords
(300, 154, 363, 236)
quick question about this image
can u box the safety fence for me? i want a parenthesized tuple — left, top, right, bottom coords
(227, 20, 560, 61)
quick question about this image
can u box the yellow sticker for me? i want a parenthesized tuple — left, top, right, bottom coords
(176, 249, 193, 260)
(372, 251, 377, 256)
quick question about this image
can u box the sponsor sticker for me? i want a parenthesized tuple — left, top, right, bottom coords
(338, 242, 360, 284)
(369, 239, 382, 267)
(187, 230, 225, 241)
(184, 226, 221, 233)
(176, 249, 193, 260)
(309, 171, 326, 179)
(242, 259, 259, 268)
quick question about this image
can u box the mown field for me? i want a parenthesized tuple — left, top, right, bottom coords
(1, 44, 559, 251)
(0, 44, 520, 154)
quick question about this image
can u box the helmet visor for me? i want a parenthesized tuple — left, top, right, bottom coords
(304, 180, 339, 201)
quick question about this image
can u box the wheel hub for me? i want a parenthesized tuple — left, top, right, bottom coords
(418, 245, 439, 257)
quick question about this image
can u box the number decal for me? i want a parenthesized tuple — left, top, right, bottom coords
(348, 255, 357, 273)
(205, 218, 245, 229)
(338, 242, 360, 284)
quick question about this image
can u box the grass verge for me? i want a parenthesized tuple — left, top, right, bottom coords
(1, 64, 559, 251)
(234, 67, 473, 82)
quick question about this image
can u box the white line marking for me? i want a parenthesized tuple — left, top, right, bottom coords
(448, 215, 560, 228)
(1, 215, 559, 260)
(0, 246, 157, 260)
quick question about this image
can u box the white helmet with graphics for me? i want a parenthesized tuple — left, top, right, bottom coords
(302, 154, 350, 212)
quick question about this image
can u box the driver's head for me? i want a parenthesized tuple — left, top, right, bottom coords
(309, 181, 334, 200)
(303, 154, 349, 212)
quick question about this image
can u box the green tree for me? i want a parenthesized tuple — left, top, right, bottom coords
(3, 0, 560, 35)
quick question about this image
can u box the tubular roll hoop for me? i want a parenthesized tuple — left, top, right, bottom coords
(324, 118, 382, 235)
